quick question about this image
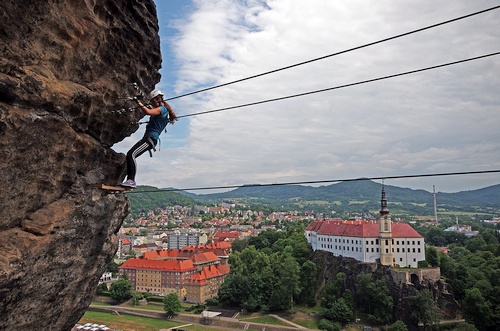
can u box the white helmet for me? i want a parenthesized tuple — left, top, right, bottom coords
(148, 88, 164, 101)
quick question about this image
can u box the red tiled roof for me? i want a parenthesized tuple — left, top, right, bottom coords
(119, 258, 196, 272)
(121, 238, 131, 245)
(186, 263, 230, 285)
(141, 249, 180, 260)
(311, 220, 422, 238)
(190, 252, 220, 264)
(214, 231, 239, 238)
(305, 219, 343, 231)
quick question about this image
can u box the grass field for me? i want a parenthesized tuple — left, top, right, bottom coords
(78, 310, 180, 331)
(239, 314, 288, 325)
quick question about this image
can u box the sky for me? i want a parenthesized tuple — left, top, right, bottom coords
(113, 0, 500, 194)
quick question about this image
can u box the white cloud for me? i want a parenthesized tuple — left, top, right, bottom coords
(115, 0, 500, 193)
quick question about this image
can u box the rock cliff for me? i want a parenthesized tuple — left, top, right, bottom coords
(0, 1, 162, 330)
(313, 251, 458, 328)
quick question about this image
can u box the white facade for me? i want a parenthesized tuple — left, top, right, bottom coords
(305, 189, 426, 268)
(307, 221, 425, 268)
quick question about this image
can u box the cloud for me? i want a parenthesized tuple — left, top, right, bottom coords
(114, 0, 500, 193)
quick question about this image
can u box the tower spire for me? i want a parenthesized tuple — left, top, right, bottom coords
(380, 184, 389, 216)
(379, 182, 394, 266)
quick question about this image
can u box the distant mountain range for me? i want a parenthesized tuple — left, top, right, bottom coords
(127, 181, 499, 217)
(173, 180, 500, 216)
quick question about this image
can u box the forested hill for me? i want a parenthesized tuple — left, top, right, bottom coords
(127, 186, 198, 216)
(125, 180, 500, 216)
(189, 180, 500, 207)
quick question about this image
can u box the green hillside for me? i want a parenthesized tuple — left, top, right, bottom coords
(127, 186, 198, 217)
(126, 181, 500, 218)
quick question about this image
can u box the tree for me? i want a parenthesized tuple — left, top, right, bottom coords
(106, 260, 119, 276)
(462, 288, 493, 331)
(386, 320, 409, 331)
(163, 292, 182, 316)
(318, 318, 341, 331)
(231, 238, 248, 252)
(438, 251, 456, 279)
(450, 263, 469, 300)
(409, 290, 438, 328)
(356, 275, 393, 325)
(131, 291, 143, 306)
(426, 246, 440, 267)
(96, 282, 108, 295)
(299, 260, 317, 306)
(109, 279, 132, 302)
(368, 280, 393, 325)
(322, 298, 353, 325)
(465, 236, 487, 253)
(267, 248, 301, 311)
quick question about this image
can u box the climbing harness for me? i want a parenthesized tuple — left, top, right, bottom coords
(112, 82, 171, 158)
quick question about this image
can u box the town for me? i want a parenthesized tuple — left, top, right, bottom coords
(109, 189, 430, 304)
(84, 185, 500, 331)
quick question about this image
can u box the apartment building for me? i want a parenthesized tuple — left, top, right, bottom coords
(167, 229, 207, 249)
(119, 246, 230, 302)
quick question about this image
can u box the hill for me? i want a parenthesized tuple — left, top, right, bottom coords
(130, 180, 500, 217)
(127, 186, 198, 217)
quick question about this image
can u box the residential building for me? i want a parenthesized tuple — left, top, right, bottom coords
(185, 263, 230, 303)
(119, 245, 230, 302)
(167, 229, 207, 249)
(444, 220, 479, 237)
(213, 230, 239, 243)
(117, 237, 131, 258)
(119, 259, 197, 297)
(132, 243, 160, 257)
(305, 187, 425, 268)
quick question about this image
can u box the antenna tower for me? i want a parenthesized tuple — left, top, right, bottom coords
(433, 185, 438, 225)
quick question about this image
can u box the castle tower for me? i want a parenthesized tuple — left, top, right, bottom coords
(379, 185, 394, 266)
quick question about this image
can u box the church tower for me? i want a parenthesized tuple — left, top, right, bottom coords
(379, 185, 394, 266)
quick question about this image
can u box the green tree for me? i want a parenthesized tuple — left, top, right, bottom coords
(299, 260, 317, 306)
(267, 247, 301, 311)
(96, 282, 108, 295)
(409, 290, 438, 328)
(438, 251, 455, 279)
(386, 320, 409, 331)
(356, 274, 393, 325)
(426, 246, 440, 267)
(368, 280, 393, 325)
(106, 260, 119, 276)
(321, 282, 338, 310)
(248, 229, 284, 250)
(450, 263, 469, 300)
(131, 291, 143, 306)
(109, 279, 132, 302)
(462, 288, 493, 331)
(163, 292, 182, 316)
(318, 318, 342, 331)
(318, 318, 341, 331)
(322, 298, 353, 325)
(465, 236, 487, 253)
(231, 238, 248, 252)
(320, 272, 347, 309)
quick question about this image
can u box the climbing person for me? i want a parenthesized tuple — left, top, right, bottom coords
(121, 88, 178, 188)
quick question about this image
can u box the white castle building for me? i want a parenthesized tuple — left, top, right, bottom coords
(305, 188, 426, 268)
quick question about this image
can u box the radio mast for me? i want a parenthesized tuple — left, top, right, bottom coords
(433, 185, 438, 225)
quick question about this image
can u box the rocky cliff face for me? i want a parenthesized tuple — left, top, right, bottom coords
(313, 251, 458, 328)
(0, 1, 162, 330)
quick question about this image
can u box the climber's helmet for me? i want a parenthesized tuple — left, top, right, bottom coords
(148, 89, 164, 102)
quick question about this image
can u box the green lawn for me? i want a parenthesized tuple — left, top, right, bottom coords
(78, 310, 182, 331)
(239, 314, 287, 325)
